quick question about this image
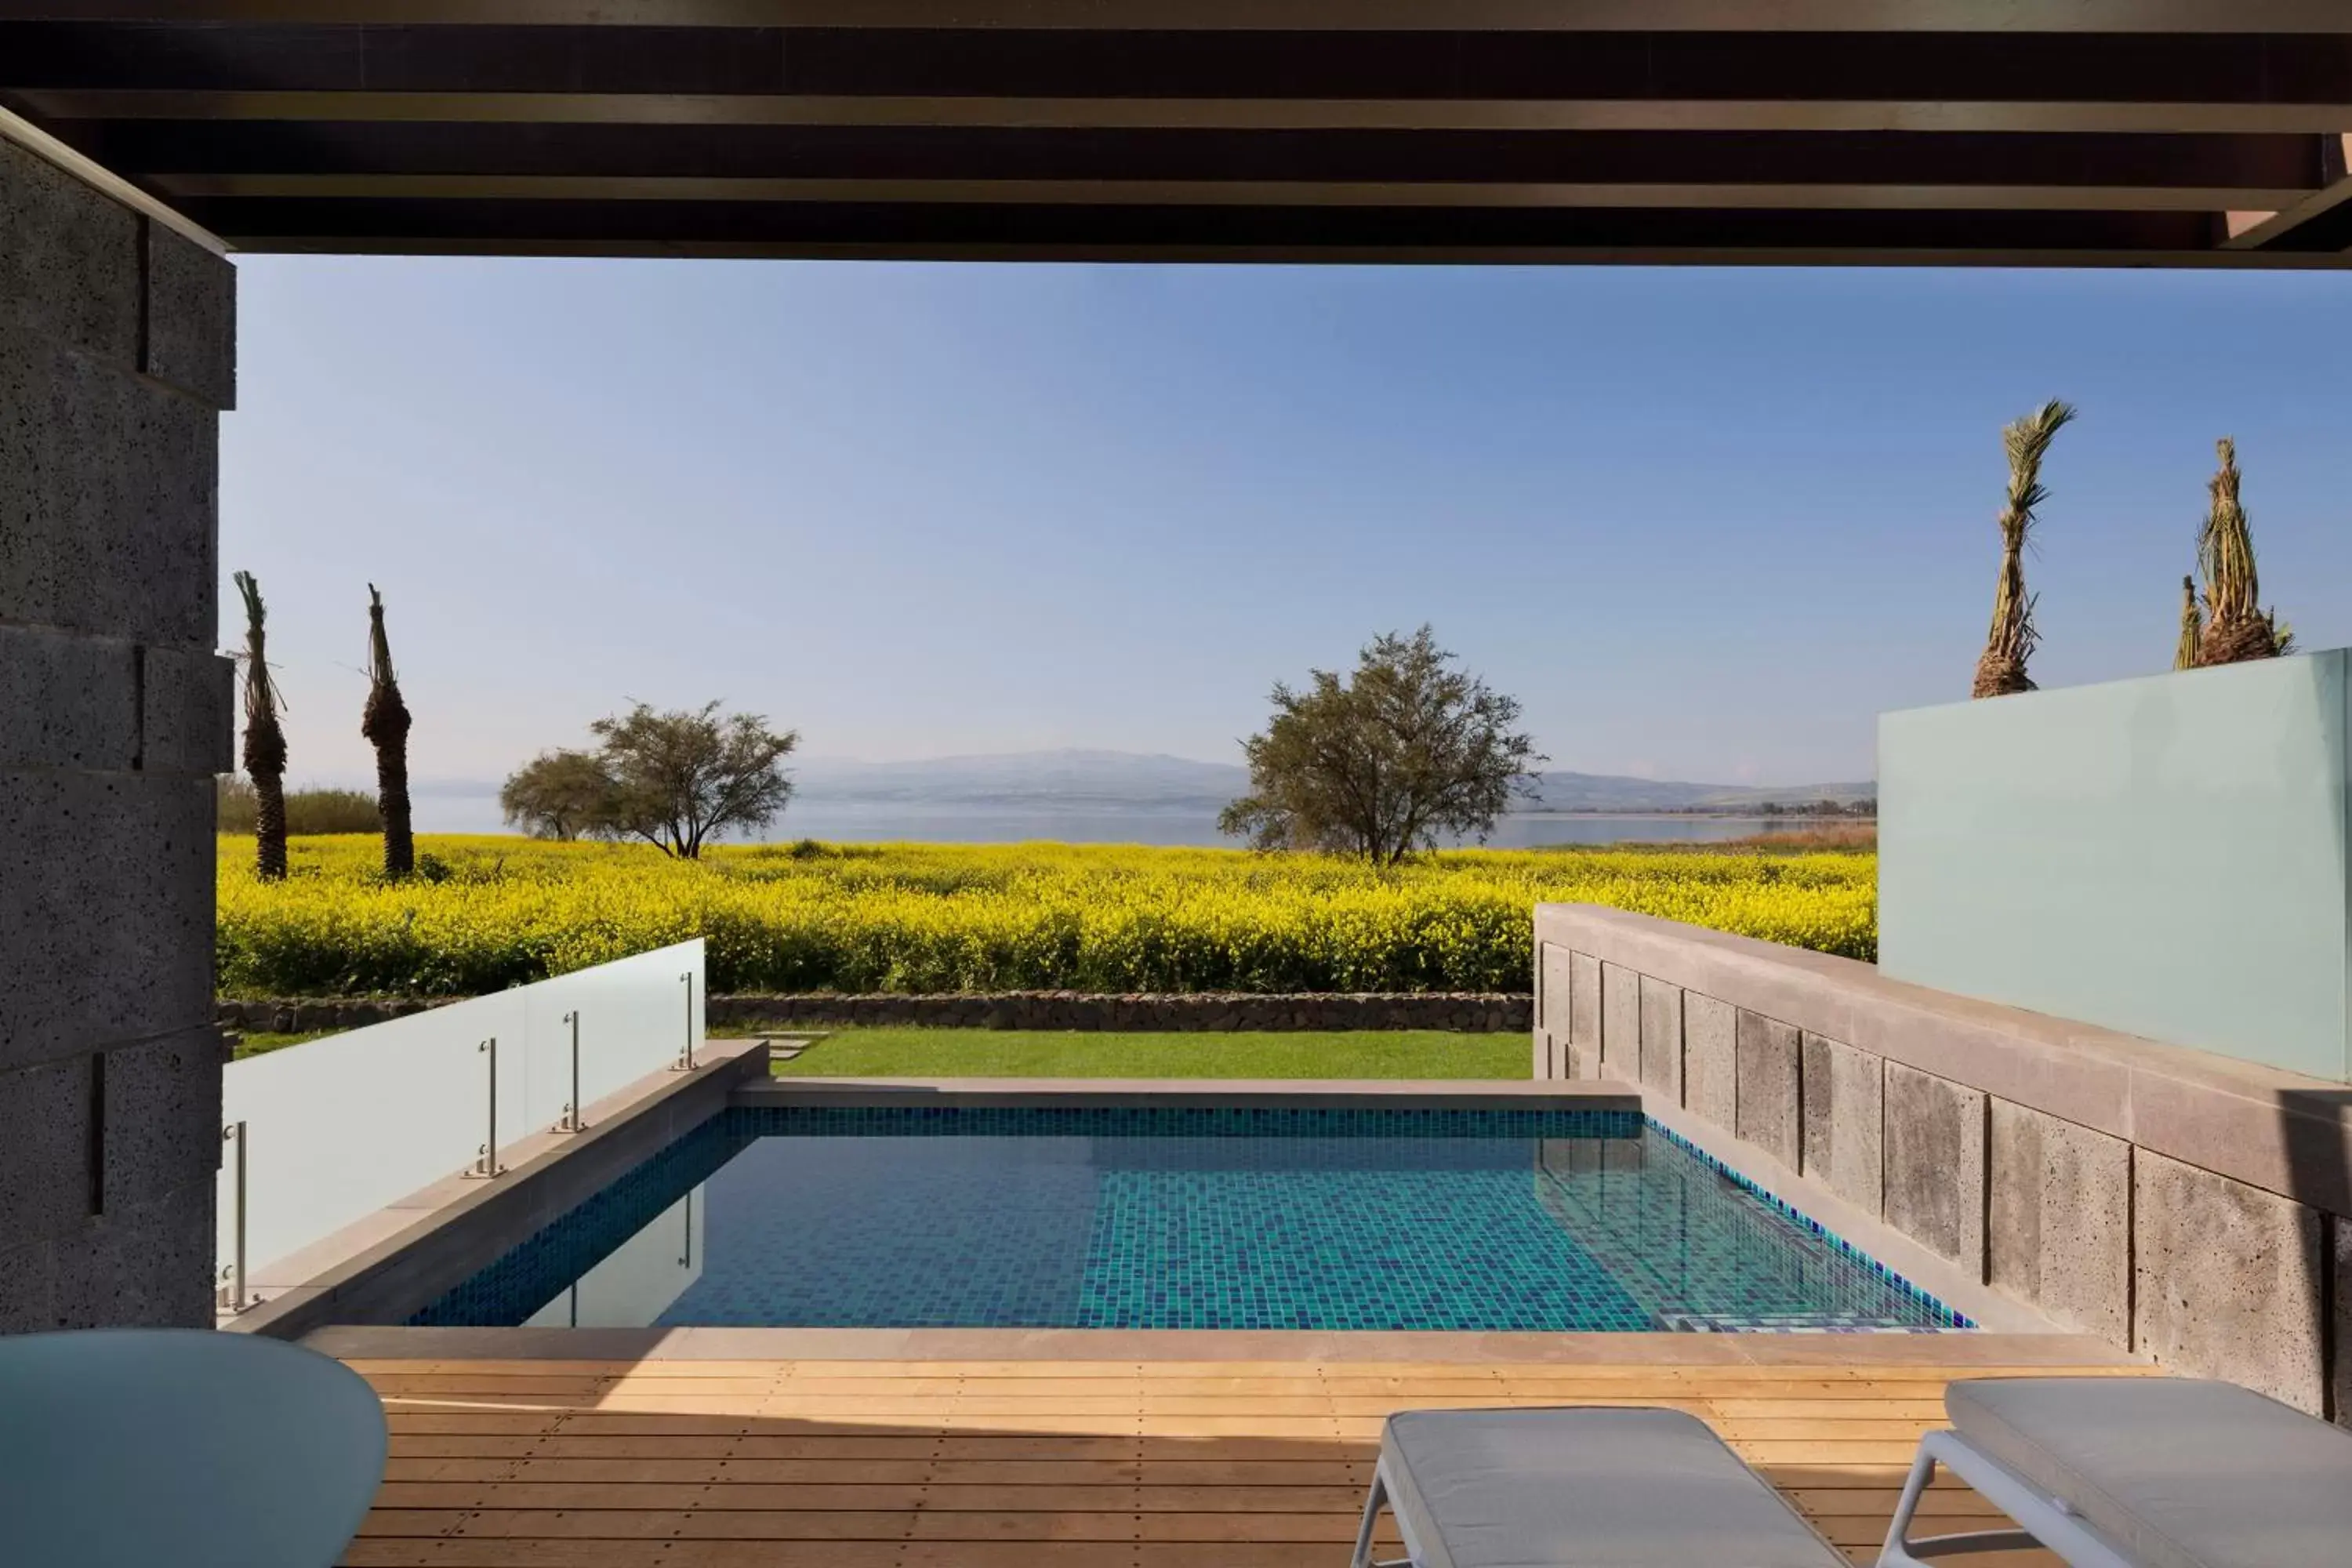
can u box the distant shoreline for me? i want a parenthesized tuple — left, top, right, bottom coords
(385, 793, 1875, 847)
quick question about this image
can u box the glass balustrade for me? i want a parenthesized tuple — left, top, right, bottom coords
(217, 938, 706, 1307)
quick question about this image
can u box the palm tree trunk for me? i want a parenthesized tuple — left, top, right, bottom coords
(361, 583, 415, 878)
(234, 571, 289, 880)
(2195, 438, 2282, 666)
(1972, 565, 2037, 699)
(1972, 399, 2075, 699)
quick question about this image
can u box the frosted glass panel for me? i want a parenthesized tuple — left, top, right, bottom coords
(1879, 652, 2350, 1081)
(220, 938, 705, 1286)
(515, 941, 705, 1134)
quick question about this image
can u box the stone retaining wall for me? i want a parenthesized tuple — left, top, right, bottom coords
(220, 992, 1531, 1036)
(1537, 902, 2352, 1424)
(1, 136, 237, 1332)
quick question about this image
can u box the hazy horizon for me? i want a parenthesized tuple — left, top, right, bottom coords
(265, 745, 1877, 800)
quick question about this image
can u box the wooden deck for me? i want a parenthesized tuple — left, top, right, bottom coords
(343, 1351, 2153, 1566)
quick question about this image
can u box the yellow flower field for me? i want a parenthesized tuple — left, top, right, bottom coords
(216, 836, 1876, 997)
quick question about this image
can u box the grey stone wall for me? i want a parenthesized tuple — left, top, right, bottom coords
(1733, 1009, 1801, 1168)
(1801, 1032, 1884, 1217)
(1682, 993, 1736, 1131)
(1599, 961, 1639, 1079)
(1882, 1063, 1985, 1272)
(2132, 1150, 2326, 1410)
(1535, 901, 2352, 1422)
(223, 991, 1533, 1035)
(1536, 942, 1574, 1080)
(1637, 975, 1683, 1103)
(1566, 950, 1601, 1077)
(2, 138, 234, 1331)
(1987, 1099, 2130, 1343)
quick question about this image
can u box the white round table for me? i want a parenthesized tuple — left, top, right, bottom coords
(0, 1328, 387, 1568)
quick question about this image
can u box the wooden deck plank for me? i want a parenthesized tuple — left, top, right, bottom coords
(341, 1353, 2137, 1568)
(367, 1481, 1379, 1512)
(363, 1508, 1410, 1544)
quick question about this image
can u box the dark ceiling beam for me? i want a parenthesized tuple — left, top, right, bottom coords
(142, 176, 2314, 220)
(60, 123, 2322, 191)
(20, 2, 2352, 31)
(161, 194, 2227, 252)
(140, 174, 2318, 216)
(191, 238, 2346, 268)
(2225, 132, 2352, 250)
(13, 91, 2351, 137)
(5, 24, 2350, 107)
(2261, 198, 2352, 249)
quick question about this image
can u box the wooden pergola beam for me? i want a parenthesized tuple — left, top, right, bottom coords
(4, 10, 2347, 263)
(2222, 133, 2352, 249)
(24, 1, 2352, 30)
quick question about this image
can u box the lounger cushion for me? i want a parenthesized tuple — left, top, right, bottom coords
(1947, 1377, 2352, 1568)
(1380, 1406, 1846, 1568)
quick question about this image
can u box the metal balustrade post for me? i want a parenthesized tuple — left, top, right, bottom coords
(216, 1120, 249, 1313)
(555, 1009, 586, 1132)
(466, 1037, 505, 1178)
(675, 971, 696, 1072)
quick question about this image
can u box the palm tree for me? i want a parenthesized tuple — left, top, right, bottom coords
(1972, 399, 2077, 699)
(2173, 575, 2201, 671)
(361, 583, 414, 878)
(2194, 438, 2292, 666)
(233, 571, 289, 880)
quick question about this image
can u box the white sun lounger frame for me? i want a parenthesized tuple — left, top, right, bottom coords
(1878, 1429, 2136, 1568)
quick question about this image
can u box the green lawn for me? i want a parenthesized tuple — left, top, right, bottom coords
(757, 1027, 1530, 1080)
(228, 1029, 335, 1059)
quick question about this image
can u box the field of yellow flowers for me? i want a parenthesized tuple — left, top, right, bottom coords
(215, 836, 1875, 997)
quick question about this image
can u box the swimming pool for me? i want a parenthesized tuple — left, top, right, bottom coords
(414, 1106, 1966, 1332)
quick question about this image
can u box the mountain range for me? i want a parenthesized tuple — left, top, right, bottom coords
(784, 749, 1871, 814)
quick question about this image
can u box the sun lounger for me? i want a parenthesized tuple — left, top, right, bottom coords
(1351, 1406, 1848, 1568)
(1879, 1376, 2352, 1568)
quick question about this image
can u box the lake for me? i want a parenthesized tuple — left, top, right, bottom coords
(409, 793, 1848, 848)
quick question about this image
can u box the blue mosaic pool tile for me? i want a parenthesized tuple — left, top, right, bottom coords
(410, 1105, 1968, 1333)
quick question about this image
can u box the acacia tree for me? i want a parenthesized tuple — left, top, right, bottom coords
(361, 583, 414, 877)
(2194, 437, 2292, 666)
(590, 702, 797, 858)
(233, 570, 289, 880)
(1972, 399, 2076, 699)
(499, 749, 619, 840)
(1218, 626, 1542, 866)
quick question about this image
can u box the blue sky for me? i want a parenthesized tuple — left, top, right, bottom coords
(220, 258, 2350, 791)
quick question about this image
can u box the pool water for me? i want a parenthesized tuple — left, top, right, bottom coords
(414, 1107, 1965, 1332)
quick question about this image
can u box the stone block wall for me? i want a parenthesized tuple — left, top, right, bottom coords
(1536, 902, 2352, 1422)
(2, 136, 234, 1330)
(1985, 1099, 2131, 1344)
